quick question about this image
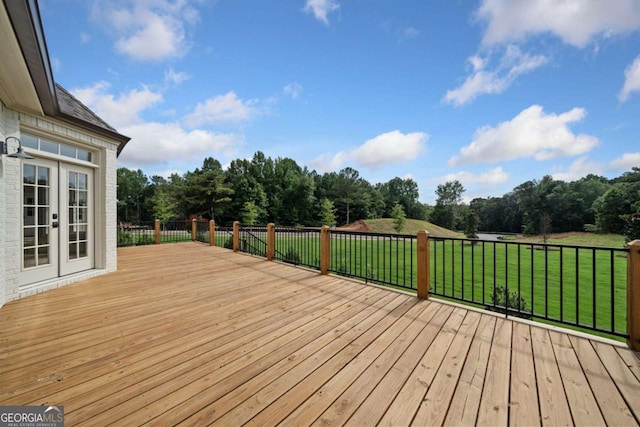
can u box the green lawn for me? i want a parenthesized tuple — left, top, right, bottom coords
(513, 232, 626, 248)
(430, 239, 627, 337)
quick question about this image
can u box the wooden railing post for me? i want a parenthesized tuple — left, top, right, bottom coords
(417, 230, 430, 299)
(191, 218, 197, 241)
(233, 221, 240, 252)
(209, 220, 215, 246)
(266, 223, 276, 261)
(320, 225, 331, 275)
(154, 219, 161, 245)
(628, 239, 640, 351)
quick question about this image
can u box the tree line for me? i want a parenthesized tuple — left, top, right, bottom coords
(117, 152, 639, 237)
(117, 151, 427, 228)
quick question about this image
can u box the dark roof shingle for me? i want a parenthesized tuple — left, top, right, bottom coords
(54, 84, 130, 151)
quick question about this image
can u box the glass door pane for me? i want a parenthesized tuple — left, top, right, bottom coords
(60, 163, 93, 276)
(23, 164, 51, 269)
(67, 171, 90, 260)
(20, 157, 59, 287)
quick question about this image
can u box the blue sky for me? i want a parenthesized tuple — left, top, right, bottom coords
(40, 0, 640, 203)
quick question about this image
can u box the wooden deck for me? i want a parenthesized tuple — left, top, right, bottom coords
(1, 243, 639, 426)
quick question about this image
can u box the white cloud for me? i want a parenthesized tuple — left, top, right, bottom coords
(476, 0, 640, 47)
(435, 167, 510, 186)
(117, 122, 242, 167)
(71, 81, 163, 128)
(402, 27, 420, 39)
(619, 56, 640, 102)
(304, 0, 340, 25)
(443, 45, 548, 106)
(312, 130, 427, 172)
(164, 69, 190, 86)
(183, 92, 259, 127)
(283, 82, 304, 99)
(449, 105, 599, 166)
(80, 32, 91, 44)
(551, 157, 603, 181)
(73, 81, 244, 170)
(92, 0, 199, 61)
(610, 152, 640, 170)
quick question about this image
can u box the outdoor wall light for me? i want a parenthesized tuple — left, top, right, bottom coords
(2, 136, 34, 159)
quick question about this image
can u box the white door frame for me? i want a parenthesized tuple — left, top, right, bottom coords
(20, 158, 59, 285)
(59, 163, 94, 276)
(20, 159, 95, 286)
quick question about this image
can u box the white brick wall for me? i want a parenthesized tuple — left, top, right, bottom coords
(1, 105, 22, 305)
(105, 144, 118, 272)
(1, 108, 121, 306)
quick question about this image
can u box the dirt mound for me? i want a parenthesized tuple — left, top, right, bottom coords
(338, 220, 372, 232)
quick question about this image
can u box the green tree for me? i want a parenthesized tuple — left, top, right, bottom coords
(540, 212, 553, 243)
(224, 158, 268, 224)
(331, 167, 371, 225)
(319, 198, 337, 226)
(269, 157, 315, 225)
(117, 168, 148, 223)
(241, 201, 260, 225)
(464, 210, 479, 239)
(378, 177, 422, 219)
(622, 212, 640, 243)
(391, 203, 406, 233)
(431, 180, 465, 230)
(182, 157, 234, 220)
(150, 184, 177, 226)
(594, 183, 638, 234)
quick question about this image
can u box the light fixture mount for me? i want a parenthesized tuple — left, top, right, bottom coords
(2, 136, 35, 159)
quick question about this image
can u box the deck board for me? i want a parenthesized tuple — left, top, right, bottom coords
(247, 300, 439, 427)
(509, 322, 539, 425)
(1, 242, 639, 426)
(549, 330, 605, 426)
(477, 317, 512, 426)
(531, 326, 574, 426)
(443, 314, 496, 426)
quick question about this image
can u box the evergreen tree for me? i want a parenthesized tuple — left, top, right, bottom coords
(241, 201, 260, 225)
(319, 198, 337, 226)
(391, 203, 406, 233)
(464, 210, 479, 239)
(150, 185, 178, 226)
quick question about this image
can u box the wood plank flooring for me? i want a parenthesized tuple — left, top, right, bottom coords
(1, 243, 639, 426)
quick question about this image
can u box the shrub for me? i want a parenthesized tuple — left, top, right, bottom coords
(365, 264, 376, 281)
(335, 258, 350, 276)
(117, 229, 134, 247)
(137, 234, 155, 245)
(489, 285, 531, 319)
(223, 236, 234, 249)
(621, 212, 640, 244)
(284, 248, 301, 265)
(583, 223, 599, 233)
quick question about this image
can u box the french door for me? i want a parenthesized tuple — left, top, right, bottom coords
(21, 158, 94, 286)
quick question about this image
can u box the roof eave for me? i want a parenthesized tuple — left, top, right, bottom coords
(55, 111, 131, 155)
(3, 0, 58, 116)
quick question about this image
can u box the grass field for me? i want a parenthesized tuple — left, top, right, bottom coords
(361, 218, 461, 237)
(511, 232, 626, 248)
(258, 230, 629, 338)
(429, 239, 627, 336)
